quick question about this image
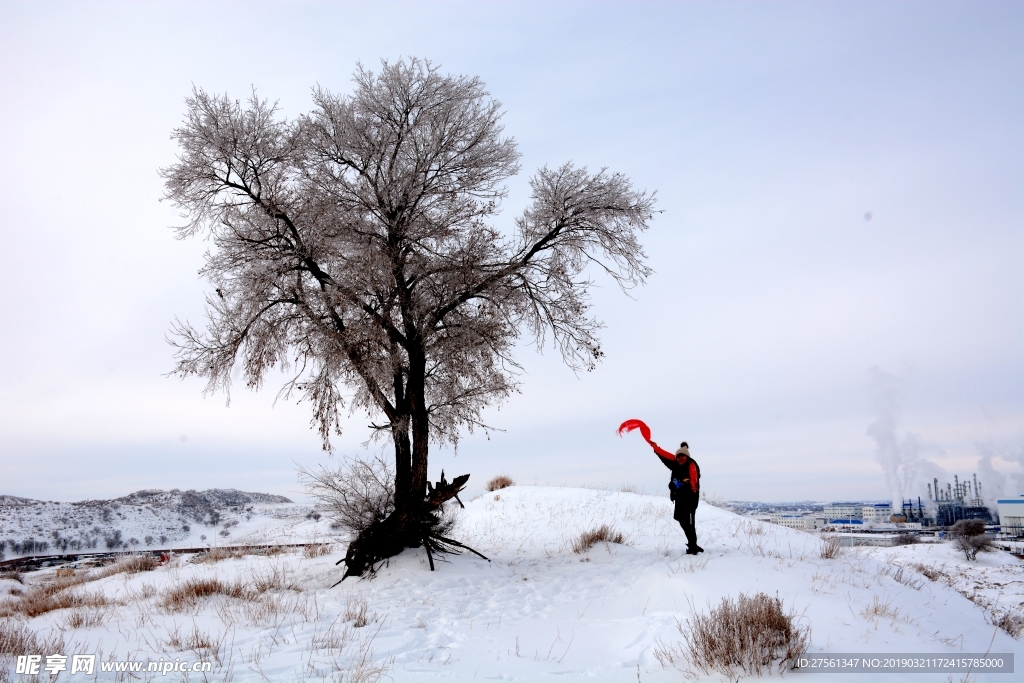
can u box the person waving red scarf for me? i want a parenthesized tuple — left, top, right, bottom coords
(618, 419, 703, 554)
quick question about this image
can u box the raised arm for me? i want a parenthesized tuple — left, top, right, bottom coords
(651, 441, 676, 464)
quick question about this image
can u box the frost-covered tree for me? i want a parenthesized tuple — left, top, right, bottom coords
(163, 58, 656, 575)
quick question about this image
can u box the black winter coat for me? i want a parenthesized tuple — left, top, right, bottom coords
(660, 455, 700, 508)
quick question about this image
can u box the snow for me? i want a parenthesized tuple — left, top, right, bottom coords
(2, 485, 1022, 681)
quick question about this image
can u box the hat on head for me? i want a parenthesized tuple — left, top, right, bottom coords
(675, 443, 690, 457)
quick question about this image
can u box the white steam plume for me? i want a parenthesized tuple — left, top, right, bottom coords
(865, 367, 944, 510)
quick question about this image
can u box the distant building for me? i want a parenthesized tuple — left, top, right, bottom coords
(997, 496, 1024, 536)
(824, 519, 864, 532)
(768, 514, 808, 530)
(823, 503, 864, 520)
(862, 503, 893, 524)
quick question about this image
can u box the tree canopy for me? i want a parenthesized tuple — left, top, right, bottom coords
(163, 58, 657, 573)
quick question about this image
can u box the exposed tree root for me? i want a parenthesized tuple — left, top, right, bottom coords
(335, 472, 488, 584)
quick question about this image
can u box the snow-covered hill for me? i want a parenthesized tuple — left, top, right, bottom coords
(0, 489, 304, 558)
(1, 486, 1021, 681)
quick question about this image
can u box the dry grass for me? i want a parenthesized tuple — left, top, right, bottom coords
(486, 475, 515, 492)
(1, 620, 70, 683)
(304, 542, 333, 558)
(344, 596, 376, 628)
(159, 577, 247, 611)
(192, 545, 300, 563)
(991, 610, 1024, 638)
(311, 617, 358, 651)
(0, 575, 113, 619)
(618, 483, 640, 494)
(861, 595, 909, 624)
(571, 525, 626, 553)
(62, 607, 111, 629)
(94, 554, 157, 577)
(654, 593, 809, 677)
(250, 563, 301, 593)
(888, 564, 925, 590)
(819, 534, 843, 559)
(911, 562, 949, 584)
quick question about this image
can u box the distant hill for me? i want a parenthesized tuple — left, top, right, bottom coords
(0, 488, 299, 557)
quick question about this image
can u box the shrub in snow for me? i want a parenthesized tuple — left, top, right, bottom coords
(892, 533, 919, 546)
(949, 519, 993, 561)
(486, 475, 515, 492)
(819, 534, 843, 559)
(299, 457, 396, 538)
(572, 525, 626, 553)
(954, 535, 993, 561)
(949, 519, 986, 537)
(655, 592, 809, 678)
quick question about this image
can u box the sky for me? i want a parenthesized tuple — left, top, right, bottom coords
(0, 1, 1020, 504)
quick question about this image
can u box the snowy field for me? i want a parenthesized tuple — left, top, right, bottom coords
(2, 486, 1022, 682)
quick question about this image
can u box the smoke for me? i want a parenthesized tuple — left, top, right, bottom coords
(975, 439, 1024, 512)
(865, 367, 944, 510)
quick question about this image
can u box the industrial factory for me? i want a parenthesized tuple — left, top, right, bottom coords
(744, 473, 1024, 546)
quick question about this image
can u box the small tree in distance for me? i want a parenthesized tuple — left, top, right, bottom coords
(948, 519, 992, 561)
(163, 58, 657, 577)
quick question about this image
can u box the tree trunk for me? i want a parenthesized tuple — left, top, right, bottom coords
(390, 416, 412, 510)
(407, 344, 430, 504)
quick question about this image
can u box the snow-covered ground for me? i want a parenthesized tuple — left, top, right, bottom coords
(1, 486, 1022, 681)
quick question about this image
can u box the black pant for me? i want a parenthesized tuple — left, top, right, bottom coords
(674, 500, 698, 549)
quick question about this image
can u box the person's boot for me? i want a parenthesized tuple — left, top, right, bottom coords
(686, 546, 699, 555)
(695, 545, 704, 553)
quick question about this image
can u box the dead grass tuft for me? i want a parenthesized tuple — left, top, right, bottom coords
(888, 564, 925, 590)
(62, 607, 110, 629)
(94, 554, 157, 578)
(571, 525, 626, 553)
(654, 592, 809, 677)
(861, 595, 903, 622)
(304, 542, 333, 558)
(0, 619, 67, 656)
(486, 475, 515, 491)
(194, 546, 251, 564)
(159, 577, 247, 611)
(819, 534, 843, 559)
(991, 610, 1024, 638)
(0, 582, 112, 619)
(344, 596, 376, 628)
(250, 564, 300, 593)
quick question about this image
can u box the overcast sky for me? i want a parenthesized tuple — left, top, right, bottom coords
(1, 1, 1021, 504)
